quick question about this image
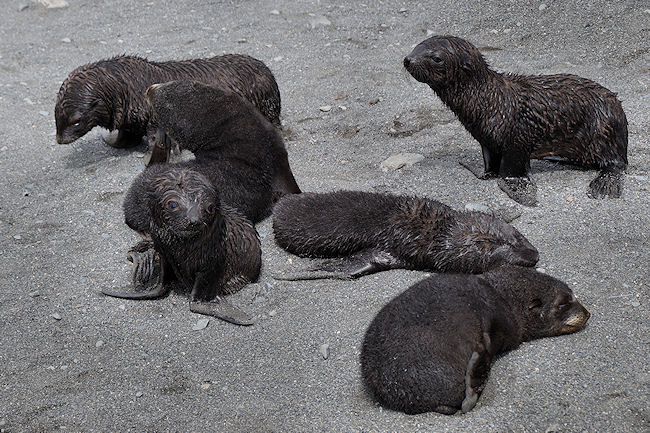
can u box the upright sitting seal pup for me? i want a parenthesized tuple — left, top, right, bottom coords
(404, 35, 628, 205)
(103, 165, 261, 325)
(145, 80, 301, 200)
(272, 191, 538, 280)
(360, 266, 591, 415)
(102, 88, 280, 325)
(55, 54, 282, 148)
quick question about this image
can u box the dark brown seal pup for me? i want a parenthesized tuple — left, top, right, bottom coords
(55, 54, 282, 148)
(360, 266, 591, 415)
(404, 35, 628, 205)
(102, 164, 261, 325)
(145, 80, 301, 200)
(272, 190, 538, 279)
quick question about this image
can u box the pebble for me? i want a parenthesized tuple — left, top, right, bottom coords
(135, 391, 143, 398)
(0, 146, 7, 152)
(270, 9, 280, 15)
(29, 291, 40, 298)
(24, 97, 34, 105)
(13, 235, 22, 240)
(426, 29, 435, 37)
(380, 153, 424, 171)
(18, 3, 29, 11)
(309, 15, 331, 29)
(630, 301, 640, 307)
(368, 98, 380, 105)
(38, 0, 70, 8)
(539, 3, 547, 11)
(320, 343, 330, 359)
(192, 318, 210, 331)
(536, 268, 546, 274)
(51, 313, 62, 320)
(95, 340, 104, 348)
(398, 8, 408, 13)
(200, 382, 211, 390)
(545, 424, 560, 433)
(464, 202, 491, 214)
(39, 111, 48, 117)
(101, 233, 110, 239)
(268, 309, 277, 317)
(319, 105, 332, 112)
(236, 38, 247, 43)
(61, 37, 71, 43)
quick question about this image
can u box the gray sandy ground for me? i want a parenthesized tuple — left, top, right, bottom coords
(0, 0, 648, 431)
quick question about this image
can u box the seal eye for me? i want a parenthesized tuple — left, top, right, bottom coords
(432, 56, 443, 64)
(166, 200, 179, 210)
(528, 299, 543, 311)
(205, 203, 216, 215)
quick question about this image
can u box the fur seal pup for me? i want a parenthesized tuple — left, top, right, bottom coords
(55, 54, 282, 148)
(404, 35, 628, 205)
(102, 164, 261, 326)
(272, 190, 538, 280)
(145, 80, 301, 201)
(360, 266, 591, 415)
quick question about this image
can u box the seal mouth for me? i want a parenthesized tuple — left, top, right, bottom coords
(56, 133, 76, 145)
(559, 308, 591, 334)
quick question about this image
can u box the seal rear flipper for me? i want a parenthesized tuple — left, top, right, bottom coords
(101, 282, 170, 300)
(587, 168, 624, 199)
(189, 298, 254, 326)
(497, 176, 538, 207)
(272, 250, 404, 281)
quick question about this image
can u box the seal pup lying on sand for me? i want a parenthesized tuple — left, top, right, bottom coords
(272, 190, 538, 280)
(404, 35, 628, 205)
(55, 54, 282, 148)
(361, 266, 591, 414)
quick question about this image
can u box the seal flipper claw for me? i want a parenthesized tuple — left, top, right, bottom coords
(497, 177, 538, 207)
(101, 282, 170, 300)
(587, 169, 623, 199)
(189, 298, 254, 326)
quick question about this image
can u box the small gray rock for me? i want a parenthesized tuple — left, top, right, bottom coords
(135, 391, 143, 398)
(28, 291, 40, 298)
(319, 105, 332, 112)
(51, 313, 62, 320)
(380, 153, 425, 171)
(38, 110, 48, 117)
(270, 9, 280, 15)
(61, 37, 71, 43)
(309, 15, 331, 29)
(464, 202, 491, 214)
(192, 318, 210, 331)
(320, 343, 330, 359)
(18, 3, 29, 11)
(630, 300, 640, 307)
(95, 340, 104, 348)
(539, 3, 548, 11)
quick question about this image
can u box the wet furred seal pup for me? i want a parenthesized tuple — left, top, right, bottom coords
(145, 80, 301, 201)
(360, 266, 591, 415)
(102, 165, 261, 326)
(272, 190, 538, 280)
(55, 54, 282, 148)
(404, 35, 628, 205)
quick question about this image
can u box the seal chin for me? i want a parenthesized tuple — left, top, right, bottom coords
(559, 308, 591, 334)
(56, 134, 76, 145)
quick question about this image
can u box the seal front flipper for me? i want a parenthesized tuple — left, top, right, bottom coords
(587, 168, 624, 199)
(102, 248, 170, 300)
(102, 129, 143, 149)
(461, 333, 492, 413)
(459, 160, 499, 180)
(189, 298, 255, 326)
(497, 177, 538, 207)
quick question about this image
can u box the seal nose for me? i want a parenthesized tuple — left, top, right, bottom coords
(403, 56, 412, 68)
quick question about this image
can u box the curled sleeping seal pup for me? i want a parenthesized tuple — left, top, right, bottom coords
(55, 54, 282, 148)
(272, 190, 538, 280)
(360, 266, 591, 415)
(404, 35, 628, 205)
(102, 165, 262, 326)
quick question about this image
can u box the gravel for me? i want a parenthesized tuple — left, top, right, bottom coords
(0, 0, 648, 432)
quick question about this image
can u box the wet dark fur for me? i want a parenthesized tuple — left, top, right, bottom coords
(55, 54, 282, 147)
(361, 266, 591, 415)
(123, 164, 261, 300)
(146, 80, 301, 200)
(272, 190, 539, 275)
(404, 35, 628, 200)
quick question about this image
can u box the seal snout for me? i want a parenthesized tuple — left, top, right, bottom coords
(403, 56, 413, 68)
